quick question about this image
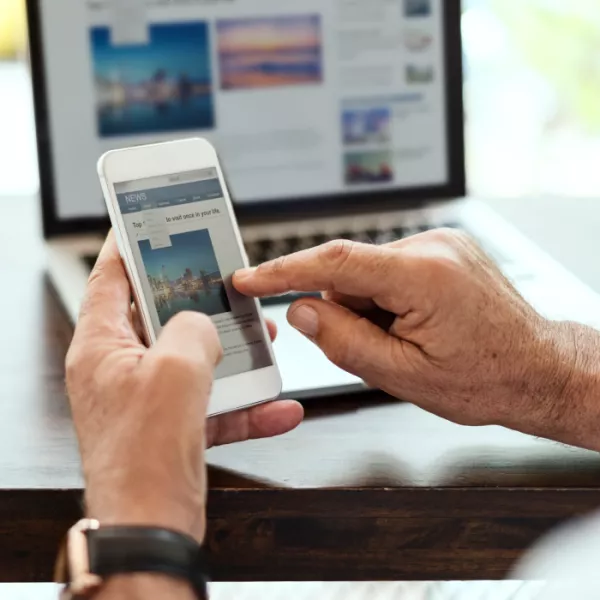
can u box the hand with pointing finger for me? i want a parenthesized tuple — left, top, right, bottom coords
(235, 230, 600, 452)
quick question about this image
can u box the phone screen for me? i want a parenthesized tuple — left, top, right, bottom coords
(114, 168, 273, 380)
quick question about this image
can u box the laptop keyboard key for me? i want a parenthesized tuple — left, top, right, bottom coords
(311, 234, 328, 246)
(83, 255, 98, 271)
(353, 231, 372, 244)
(283, 237, 301, 253)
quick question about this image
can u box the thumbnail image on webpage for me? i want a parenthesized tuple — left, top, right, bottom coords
(216, 14, 323, 91)
(139, 229, 231, 326)
(90, 22, 215, 137)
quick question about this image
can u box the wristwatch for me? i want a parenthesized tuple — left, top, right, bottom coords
(55, 519, 209, 599)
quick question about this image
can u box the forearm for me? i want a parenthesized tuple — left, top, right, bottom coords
(95, 574, 197, 600)
(504, 321, 600, 451)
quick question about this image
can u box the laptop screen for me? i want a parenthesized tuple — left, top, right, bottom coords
(32, 0, 463, 228)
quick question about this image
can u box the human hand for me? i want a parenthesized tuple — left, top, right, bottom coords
(66, 233, 303, 542)
(235, 230, 599, 447)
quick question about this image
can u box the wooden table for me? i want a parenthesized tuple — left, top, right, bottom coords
(1, 196, 600, 583)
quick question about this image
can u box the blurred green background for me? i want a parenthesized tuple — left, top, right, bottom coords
(462, 0, 600, 196)
(492, 0, 600, 132)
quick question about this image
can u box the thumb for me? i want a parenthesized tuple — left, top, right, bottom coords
(287, 299, 399, 385)
(150, 312, 223, 382)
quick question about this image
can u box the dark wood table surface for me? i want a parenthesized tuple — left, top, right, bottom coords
(2, 197, 600, 583)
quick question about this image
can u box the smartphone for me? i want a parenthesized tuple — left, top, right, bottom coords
(97, 138, 282, 416)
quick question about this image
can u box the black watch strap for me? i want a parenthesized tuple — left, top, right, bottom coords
(86, 526, 209, 600)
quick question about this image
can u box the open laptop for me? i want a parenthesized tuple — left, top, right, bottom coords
(28, 0, 600, 399)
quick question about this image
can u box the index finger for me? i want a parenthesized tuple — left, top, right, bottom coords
(234, 240, 398, 299)
(75, 231, 132, 339)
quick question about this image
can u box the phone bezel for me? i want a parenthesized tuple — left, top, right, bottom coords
(97, 138, 283, 417)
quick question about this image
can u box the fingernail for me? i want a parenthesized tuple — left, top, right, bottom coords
(289, 305, 319, 338)
(235, 267, 256, 281)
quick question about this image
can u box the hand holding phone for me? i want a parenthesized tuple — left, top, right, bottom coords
(97, 138, 282, 416)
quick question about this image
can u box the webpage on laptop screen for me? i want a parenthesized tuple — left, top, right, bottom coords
(40, 0, 449, 219)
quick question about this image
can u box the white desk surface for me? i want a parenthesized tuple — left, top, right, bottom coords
(1, 582, 548, 600)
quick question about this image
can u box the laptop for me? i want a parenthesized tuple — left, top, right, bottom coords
(27, 0, 600, 399)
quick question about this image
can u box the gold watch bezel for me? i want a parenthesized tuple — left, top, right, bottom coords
(55, 519, 103, 597)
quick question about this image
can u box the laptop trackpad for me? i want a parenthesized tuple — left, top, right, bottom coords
(263, 305, 365, 399)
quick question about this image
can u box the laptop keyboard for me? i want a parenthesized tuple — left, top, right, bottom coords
(84, 221, 513, 307)
(245, 225, 446, 265)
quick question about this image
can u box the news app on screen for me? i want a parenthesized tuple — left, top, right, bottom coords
(114, 169, 273, 379)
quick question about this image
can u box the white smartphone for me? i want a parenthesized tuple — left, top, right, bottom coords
(97, 138, 282, 417)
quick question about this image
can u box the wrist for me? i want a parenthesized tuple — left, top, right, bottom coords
(505, 320, 600, 451)
(85, 475, 206, 543)
(95, 574, 197, 600)
(549, 321, 600, 450)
